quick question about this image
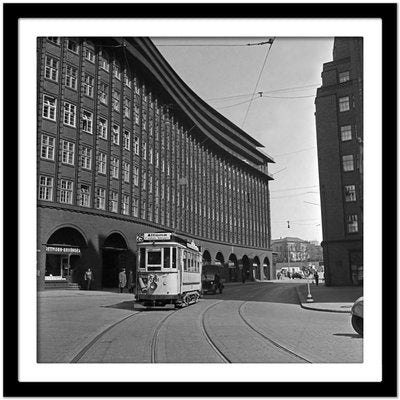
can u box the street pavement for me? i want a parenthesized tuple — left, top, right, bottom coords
(37, 280, 363, 362)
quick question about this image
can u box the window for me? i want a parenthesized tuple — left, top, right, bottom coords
(123, 130, 131, 150)
(339, 71, 350, 83)
(340, 125, 352, 141)
(67, 39, 78, 53)
(61, 140, 75, 165)
(82, 110, 93, 133)
(142, 112, 147, 130)
(133, 135, 139, 155)
(134, 105, 140, 125)
(60, 179, 73, 204)
(101, 52, 110, 71)
(111, 157, 119, 179)
(149, 175, 153, 193)
(112, 89, 120, 112)
(124, 74, 132, 88)
(39, 176, 53, 201)
(81, 146, 92, 170)
(122, 194, 129, 215)
(344, 185, 357, 202)
(112, 124, 120, 145)
(123, 97, 131, 119)
(99, 82, 108, 104)
(79, 184, 91, 207)
(342, 154, 354, 172)
(63, 102, 76, 127)
(133, 166, 139, 186)
(149, 147, 153, 164)
(42, 95, 57, 121)
(65, 65, 78, 90)
(155, 151, 159, 168)
(113, 63, 121, 80)
(98, 117, 108, 139)
(98, 152, 107, 174)
(85, 48, 95, 63)
(142, 171, 146, 189)
(142, 142, 147, 160)
(347, 214, 358, 233)
(110, 191, 118, 212)
(83, 73, 94, 98)
(132, 198, 139, 217)
(41, 135, 55, 160)
(96, 187, 106, 210)
(339, 96, 350, 112)
(44, 56, 59, 81)
(123, 162, 130, 182)
(47, 37, 60, 45)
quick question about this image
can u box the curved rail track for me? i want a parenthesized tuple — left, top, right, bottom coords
(238, 301, 312, 363)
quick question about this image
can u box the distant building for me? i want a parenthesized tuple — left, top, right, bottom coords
(315, 37, 363, 286)
(271, 238, 323, 273)
(37, 37, 275, 290)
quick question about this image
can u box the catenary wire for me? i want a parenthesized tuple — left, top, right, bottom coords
(241, 38, 275, 129)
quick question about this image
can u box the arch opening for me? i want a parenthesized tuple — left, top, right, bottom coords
(102, 233, 128, 288)
(45, 227, 87, 284)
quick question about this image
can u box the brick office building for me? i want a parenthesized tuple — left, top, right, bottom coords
(315, 37, 363, 286)
(37, 37, 275, 290)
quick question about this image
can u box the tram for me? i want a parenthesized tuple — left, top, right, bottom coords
(135, 232, 202, 307)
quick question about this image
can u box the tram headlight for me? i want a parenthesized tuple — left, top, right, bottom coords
(150, 282, 158, 291)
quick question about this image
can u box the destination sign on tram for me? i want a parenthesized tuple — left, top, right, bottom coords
(137, 232, 172, 242)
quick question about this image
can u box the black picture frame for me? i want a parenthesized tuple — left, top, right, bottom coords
(4, 2, 396, 397)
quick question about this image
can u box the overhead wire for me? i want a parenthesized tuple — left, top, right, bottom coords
(155, 40, 274, 47)
(241, 38, 275, 129)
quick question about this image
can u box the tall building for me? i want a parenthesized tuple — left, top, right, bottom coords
(37, 37, 275, 290)
(315, 37, 363, 286)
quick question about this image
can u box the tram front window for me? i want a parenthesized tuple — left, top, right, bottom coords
(147, 250, 162, 271)
(164, 248, 170, 269)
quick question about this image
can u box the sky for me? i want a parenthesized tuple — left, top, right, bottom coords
(151, 37, 334, 243)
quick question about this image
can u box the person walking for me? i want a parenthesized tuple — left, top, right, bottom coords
(84, 268, 93, 290)
(119, 268, 127, 293)
(314, 270, 319, 286)
(128, 269, 135, 294)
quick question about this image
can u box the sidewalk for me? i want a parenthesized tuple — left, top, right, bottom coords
(295, 283, 363, 313)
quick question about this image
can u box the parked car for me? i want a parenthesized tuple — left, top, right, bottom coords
(291, 271, 304, 279)
(351, 296, 363, 336)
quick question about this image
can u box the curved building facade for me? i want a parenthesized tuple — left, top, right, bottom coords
(37, 37, 275, 290)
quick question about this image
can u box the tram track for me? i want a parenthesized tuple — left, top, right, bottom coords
(70, 311, 141, 363)
(200, 300, 231, 363)
(238, 301, 313, 363)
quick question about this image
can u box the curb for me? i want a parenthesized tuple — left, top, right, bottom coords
(295, 286, 351, 314)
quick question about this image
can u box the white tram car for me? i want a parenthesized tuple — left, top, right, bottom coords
(135, 232, 202, 307)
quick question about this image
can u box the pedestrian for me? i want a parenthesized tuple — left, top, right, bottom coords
(242, 271, 246, 284)
(287, 271, 291, 280)
(84, 268, 93, 290)
(119, 268, 127, 293)
(128, 269, 135, 293)
(314, 271, 319, 286)
(277, 271, 281, 280)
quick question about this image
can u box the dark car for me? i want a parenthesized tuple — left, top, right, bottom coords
(291, 272, 304, 279)
(202, 265, 224, 294)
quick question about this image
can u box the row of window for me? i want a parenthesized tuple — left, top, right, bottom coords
(47, 38, 129, 83)
(38, 175, 266, 230)
(39, 175, 137, 214)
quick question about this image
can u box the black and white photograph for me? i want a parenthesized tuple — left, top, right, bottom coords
(36, 35, 364, 365)
(4, 2, 396, 397)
